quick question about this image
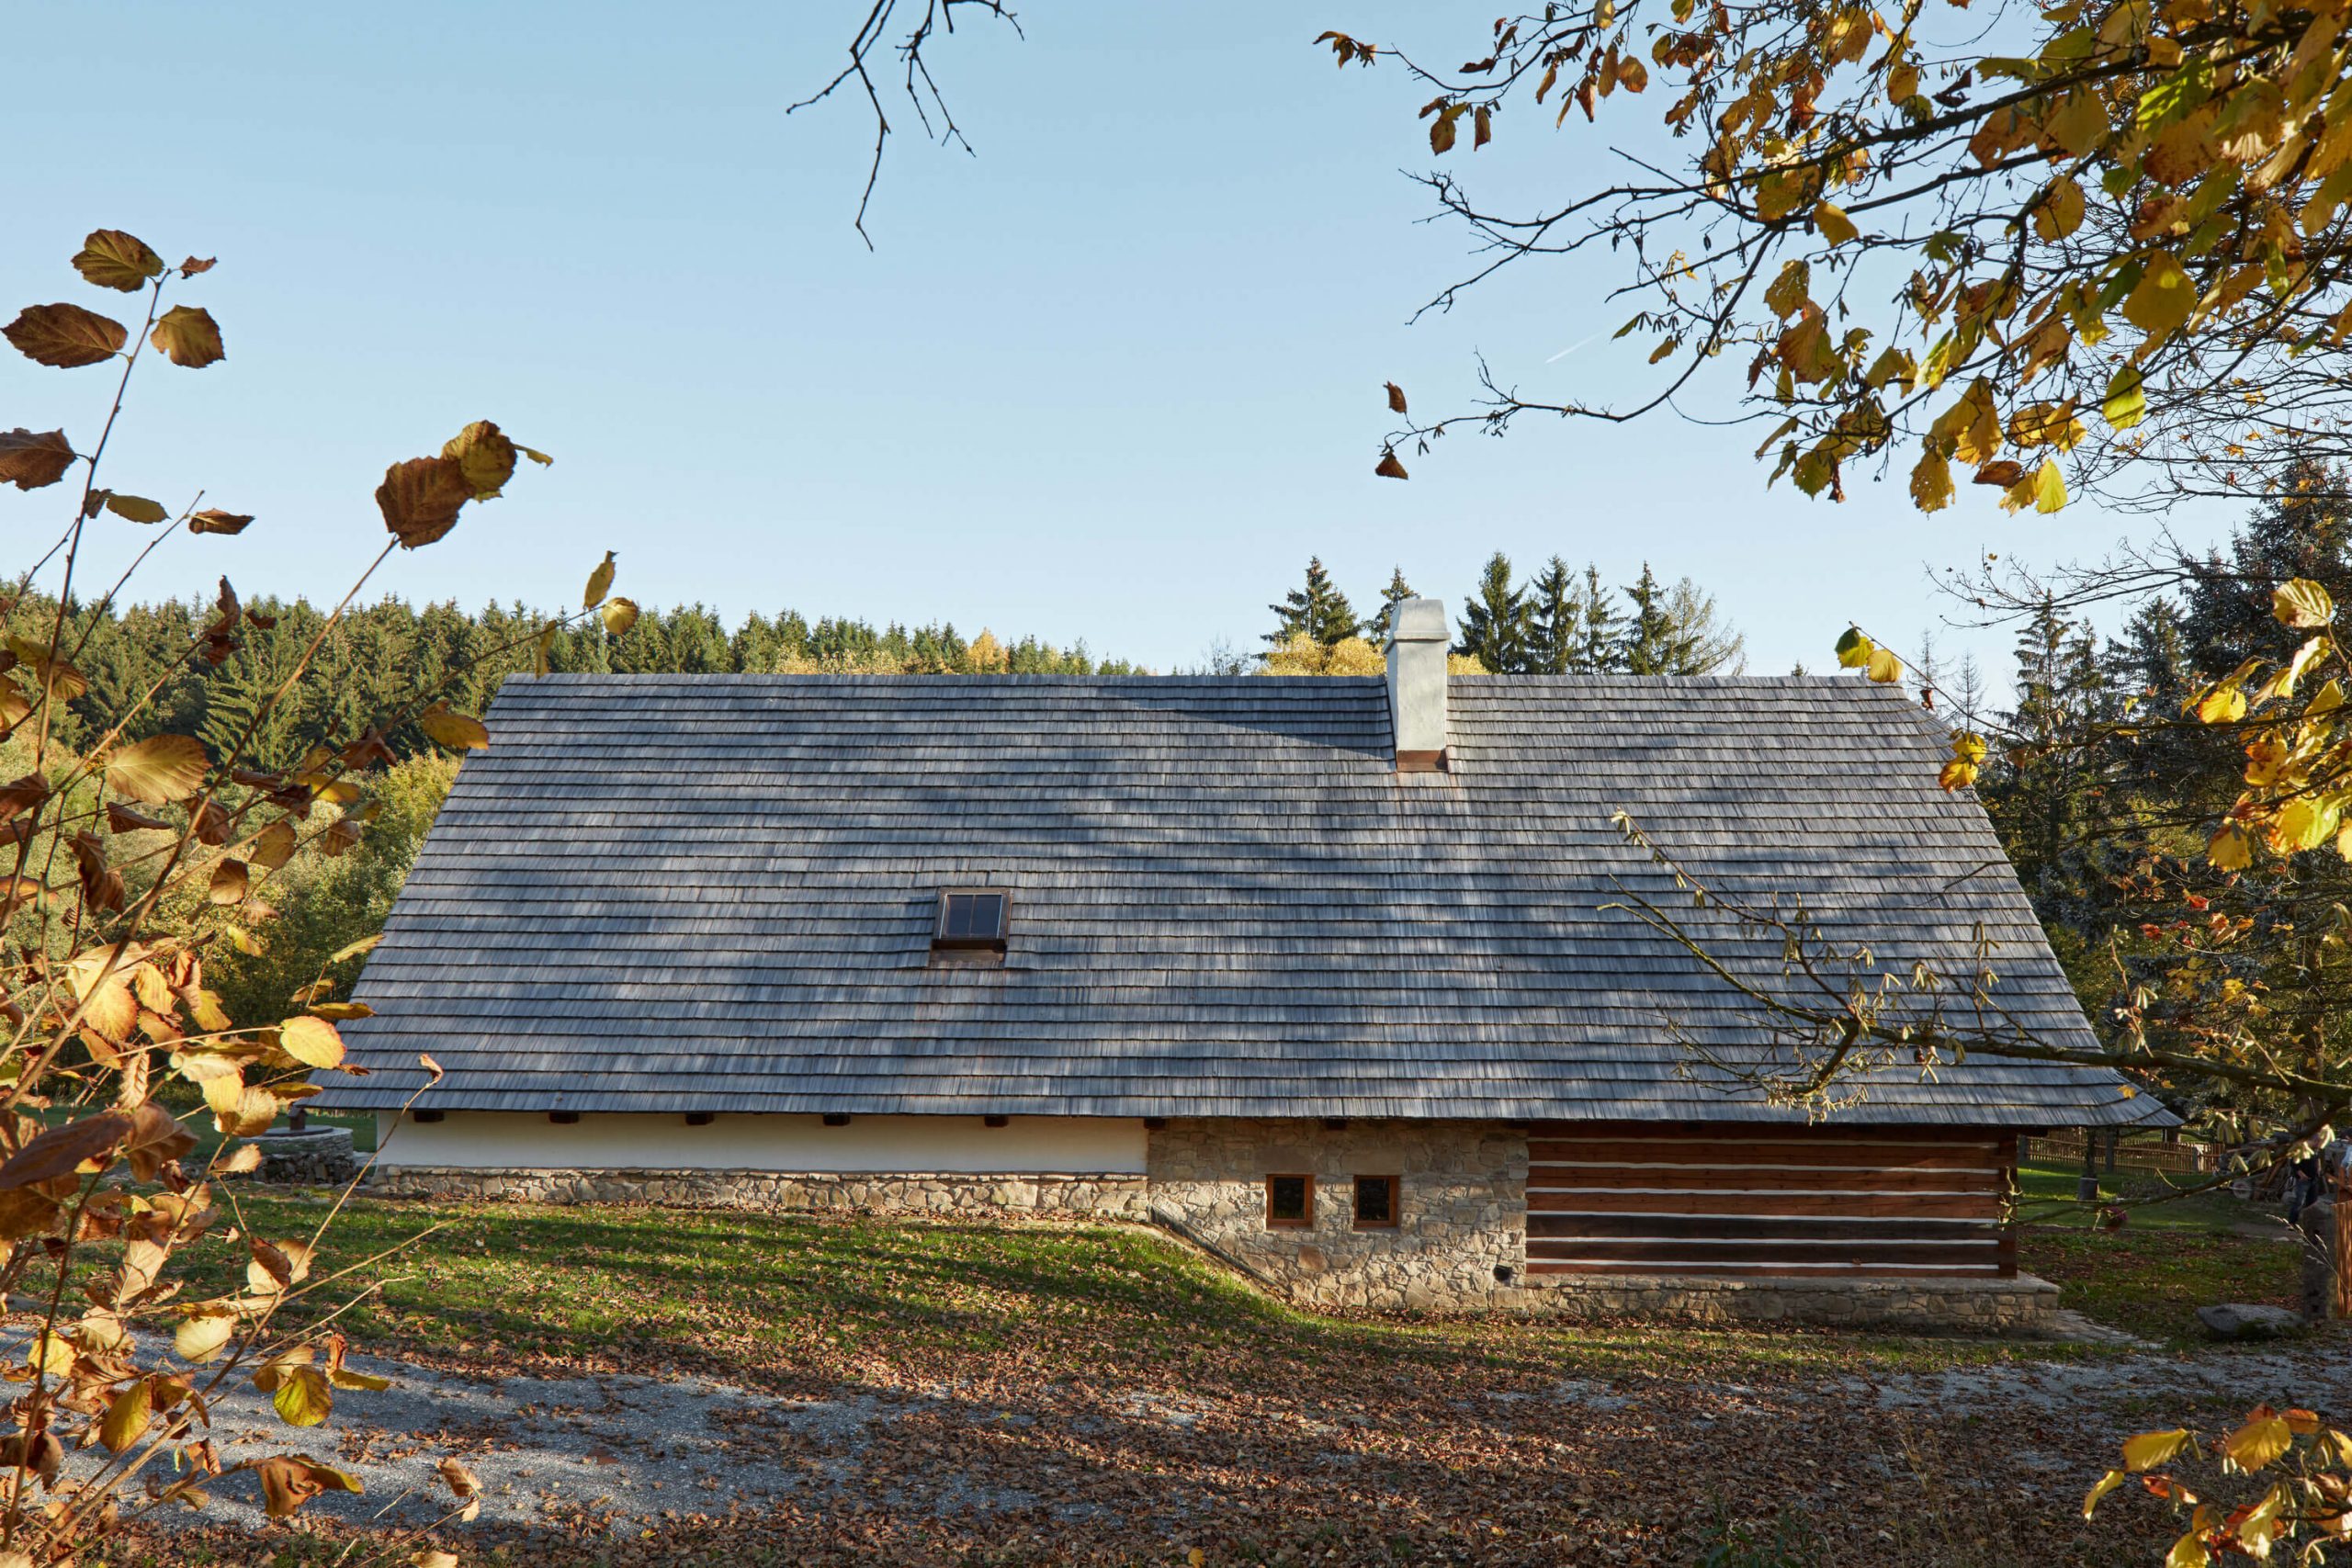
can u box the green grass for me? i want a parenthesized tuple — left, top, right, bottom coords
(199, 1196, 2105, 1398)
(2015, 1160, 2258, 1231)
(2011, 1161, 2309, 1343)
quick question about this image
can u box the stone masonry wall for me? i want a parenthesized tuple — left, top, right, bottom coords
(367, 1166, 1148, 1219)
(1145, 1118, 1526, 1310)
(1528, 1272, 2057, 1333)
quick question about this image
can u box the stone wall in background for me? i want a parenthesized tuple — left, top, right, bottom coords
(251, 1127, 360, 1186)
(1144, 1118, 1528, 1310)
(366, 1166, 1148, 1219)
(1521, 1272, 2059, 1333)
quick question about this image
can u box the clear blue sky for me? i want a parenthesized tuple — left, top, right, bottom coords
(3, 2, 2231, 682)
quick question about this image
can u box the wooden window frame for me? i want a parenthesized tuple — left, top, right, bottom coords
(1351, 1173, 1401, 1230)
(933, 888, 1011, 960)
(1265, 1173, 1315, 1229)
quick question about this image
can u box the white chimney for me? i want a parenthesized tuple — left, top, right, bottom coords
(1385, 596, 1449, 772)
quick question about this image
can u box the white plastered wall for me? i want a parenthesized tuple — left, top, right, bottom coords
(369, 1112, 1148, 1174)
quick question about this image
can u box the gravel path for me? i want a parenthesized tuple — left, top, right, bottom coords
(130, 1332, 2351, 1538)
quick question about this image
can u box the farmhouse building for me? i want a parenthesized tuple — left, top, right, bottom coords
(329, 599, 2159, 1330)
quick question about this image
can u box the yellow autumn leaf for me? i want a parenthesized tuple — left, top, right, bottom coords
(98, 1380, 151, 1453)
(2275, 578, 2335, 627)
(1939, 759, 1980, 791)
(271, 1363, 334, 1427)
(2278, 797, 2341, 852)
(2165, 1529, 2210, 1568)
(2032, 457, 2066, 514)
(1910, 450, 1954, 512)
(601, 596, 639, 637)
(582, 549, 616, 609)
(2084, 1467, 2127, 1518)
(2244, 736, 2289, 784)
(2209, 821, 2254, 870)
(2123, 254, 2198, 340)
(1866, 646, 1903, 683)
(1835, 627, 1873, 668)
(2224, 1414, 2294, 1472)
(277, 1015, 345, 1070)
(418, 703, 489, 751)
(1814, 201, 1859, 245)
(2197, 685, 2247, 724)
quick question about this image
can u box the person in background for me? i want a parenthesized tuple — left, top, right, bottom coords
(2288, 1148, 2325, 1224)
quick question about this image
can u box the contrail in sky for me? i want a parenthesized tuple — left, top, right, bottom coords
(1544, 331, 1604, 364)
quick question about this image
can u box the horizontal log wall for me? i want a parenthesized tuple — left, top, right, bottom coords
(1523, 1124, 2016, 1280)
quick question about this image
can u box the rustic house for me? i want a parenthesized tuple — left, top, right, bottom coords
(328, 598, 2160, 1330)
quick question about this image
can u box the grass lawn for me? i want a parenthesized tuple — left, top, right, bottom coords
(99, 1193, 2344, 1568)
(2012, 1161, 2306, 1343)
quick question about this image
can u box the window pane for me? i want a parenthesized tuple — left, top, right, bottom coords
(1355, 1176, 1394, 1225)
(971, 894, 1004, 938)
(943, 894, 975, 938)
(1268, 1175, 1308, 1223)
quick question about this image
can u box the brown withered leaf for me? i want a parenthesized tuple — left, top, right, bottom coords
(122, 1104, 197, 1182)
(71, 830, 127, 912)
(376, 456, 471, 548)
(1375, 450, 1409, 480)
(149, 304, 223, 367)
(0, 428, 75, 491)
(187, 508, 253, 536)
(247, 608, 277, 628)
(208, 859, 249, 906)
(1973, 459, 2029, 487)
(0, 1188, 62, 1239)
(6, 637, 87, 700)
(179, 256, 217, 277)
(0, 1111, 134, 1190)
(0, 772, 51, 822)
(306, 1002, 374, 1021)
(107, 733, 209, 806)
(246, 819, 296, 871)
(5, 302, 129, 367)
(442, 420, 518, 501)
(420, 1051, 445, 1082)
(318, 818, 362, 857)
(255, 1453, 361, 1518)
(340, 727, 396, 771)
(107, 802, 171, 833)
(74, 230, 166, 291)
(1385, 381, 1408, 414)
(194, 799, 230, 846)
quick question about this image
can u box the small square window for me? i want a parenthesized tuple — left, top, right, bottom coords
(1266, 1173, 1314, 1228)
(1352, 1175, 1399, 1229)
(933, 889, 1009, 950)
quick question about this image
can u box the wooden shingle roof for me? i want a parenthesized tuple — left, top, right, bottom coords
(329, 673, 2157, 1126)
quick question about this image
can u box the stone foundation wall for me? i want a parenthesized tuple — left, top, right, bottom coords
(1145, 1119, 1526, 1310)
(365, 1165, 1148, 1219)
(250, 1128, 360, 1186)
(1518, 1272, 2057, 1333)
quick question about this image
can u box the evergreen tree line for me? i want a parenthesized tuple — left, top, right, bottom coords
(8, 592, 1139, 772)
(1263, 555, 1747, 675)
(1969, 461, 2352, 1122)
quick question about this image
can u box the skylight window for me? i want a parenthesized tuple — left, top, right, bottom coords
(933, 889, 1009, 957)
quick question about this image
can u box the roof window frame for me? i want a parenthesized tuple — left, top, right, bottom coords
(932, 887, 1011, 954)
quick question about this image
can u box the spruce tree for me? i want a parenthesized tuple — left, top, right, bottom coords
(1454, 552, 1531, 672)
(1265, 558, 1363, 648)
(1370, 567, 1416, 644)
(1526, 557, 1577, 673)
(1620, 565, 1686, 675)
(1569, 565, 1624, 671)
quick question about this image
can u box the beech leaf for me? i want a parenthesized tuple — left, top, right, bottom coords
(72, 230, 165, 291)
(601, 596, 639, 637)
(187, 508, 253, 536)
(0, 429, 76, 491)
(148, 305, 224, 367)
(442, 420, 518, 501)
(1374, 450, 1408, 480)
(1385, 381, 1408, 414)
(376, 456, 471, 548)
(0, 1111, 134, 1190)
(106, 734, 209, 806)
(103, 493, 169, 525)
(277, 1016, 345, 1070)
(583, 548, 616, 609)
(419, 703, 489, 750)
(5, 303, 128, 367)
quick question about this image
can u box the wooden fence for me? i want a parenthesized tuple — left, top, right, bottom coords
(2021, 1133, 2212, 1175)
